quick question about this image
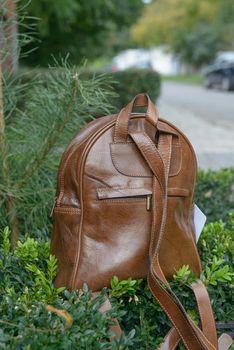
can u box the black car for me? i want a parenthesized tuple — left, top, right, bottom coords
(203, 62, 234, 91)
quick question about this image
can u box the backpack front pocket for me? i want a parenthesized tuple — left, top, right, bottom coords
(97, 187, 152, 210)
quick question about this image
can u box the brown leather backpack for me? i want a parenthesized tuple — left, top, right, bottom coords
(51, 94, 233, 350)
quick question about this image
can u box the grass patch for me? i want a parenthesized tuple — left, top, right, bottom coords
(162, 74, 203, 85)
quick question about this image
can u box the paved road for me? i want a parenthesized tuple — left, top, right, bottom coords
(158, 81, 234, 170)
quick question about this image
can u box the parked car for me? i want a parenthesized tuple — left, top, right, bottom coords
(110, 47, 180, 75)
(110, 49, 152, 71)
(203, 52, 234, 91)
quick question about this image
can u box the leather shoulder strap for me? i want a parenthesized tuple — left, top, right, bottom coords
(158, 279, 232, 350)
(129, 130, 230, 350)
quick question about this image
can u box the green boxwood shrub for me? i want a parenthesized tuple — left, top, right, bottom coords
(0, 213, 233, 349)
(110, 69, 161, 111)
(195, 168, 234, 223)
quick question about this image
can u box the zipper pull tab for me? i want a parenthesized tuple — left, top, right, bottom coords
(50, 197, 57, 217)
(146, 195, 152, 211)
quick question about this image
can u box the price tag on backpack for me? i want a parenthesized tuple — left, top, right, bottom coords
(194, 204, 207, 242)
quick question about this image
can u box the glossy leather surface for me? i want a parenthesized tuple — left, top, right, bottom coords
(51, 106, 200, 290)
(51, 94, 233, 349)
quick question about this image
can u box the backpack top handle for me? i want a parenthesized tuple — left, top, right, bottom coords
(114, 93, 159, 143)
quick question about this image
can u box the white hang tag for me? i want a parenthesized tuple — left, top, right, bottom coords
(194, 204, 207, 242)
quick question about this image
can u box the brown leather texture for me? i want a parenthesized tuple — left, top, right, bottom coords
(51, 94, 233, 350)
(51, 110, 200, 290)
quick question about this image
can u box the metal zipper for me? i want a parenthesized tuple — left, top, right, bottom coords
(99, 194, 152, 211)
(146, 194, 152, 211)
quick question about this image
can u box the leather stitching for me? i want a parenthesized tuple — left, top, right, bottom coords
(114, 107, 127, 143)
(148, 134, 210, 349)
(149, 270, 212, 350)
(192, 280, 218, 348)
(130, 132, 165, 191)
(158, 327, 180, 350)
(147, 274, 191, 350)
(54, 207, 81, 213)
(149, 177, 157, 257)
(97, 187, 188, 194)
(142, 133, 165, 179)
(110, 143, 152, 177)
(154, 134, 171, 253)
(114, 94, 158, 143)
(168, 139, 182, 177)
(70, 120, 117, 289)
(154, 135, 215, 349)
(113, 108, 121, 143)
(94, 198, 146, 203)
(111, 141, 134, 144)
(97, 187, 151, 192)
(57, 131, 96, 206)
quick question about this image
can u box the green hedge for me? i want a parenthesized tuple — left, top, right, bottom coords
(109, 69, 161, 111)
(0, 213, 233, 349)
(79, 68, 161, 112)
(195, 168, 234, 223)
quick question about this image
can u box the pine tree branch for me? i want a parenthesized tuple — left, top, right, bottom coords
(16, 73, 79, 188)
(0, 63, 19, 249)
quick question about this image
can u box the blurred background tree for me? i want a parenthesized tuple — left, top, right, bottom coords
(0, 1, 117, 246)
(5, 0, 233, 70)
(0, 0, 18, 72)
(20, 0, 144, 66)
(131, 0, 234, 67)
